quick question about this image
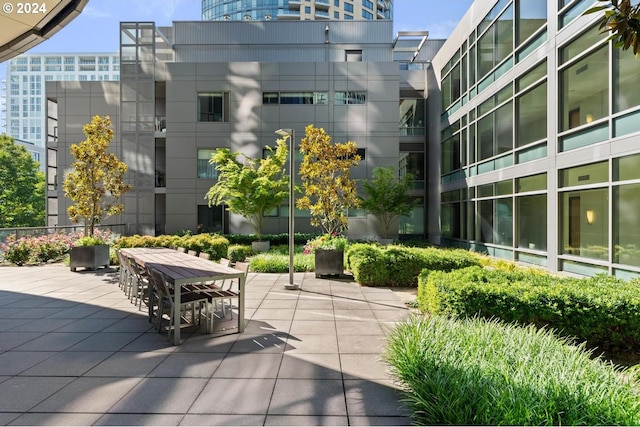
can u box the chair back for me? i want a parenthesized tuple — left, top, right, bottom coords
(199, 252, 211, 260)
(219, 258, 231, 267)
(147, 267, 174, 306)
(188, 250, 198, 256)
(176, 247, 186, 253)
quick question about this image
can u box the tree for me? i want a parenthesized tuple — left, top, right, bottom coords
(205, 140, 289, 241)
(586, 0, 640, 54)
(360, 166, 418, 239)
(297, 125, 360, 235)
(63, 116, 131, 237)
(0, 134, 45, 228)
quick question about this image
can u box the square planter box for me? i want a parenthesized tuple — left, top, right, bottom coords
(314, 249, 344, 278)
(70, 245, 110, 271)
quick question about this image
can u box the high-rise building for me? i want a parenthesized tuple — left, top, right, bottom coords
(202, 0, 392, 21)
(2, 53, 120, 149)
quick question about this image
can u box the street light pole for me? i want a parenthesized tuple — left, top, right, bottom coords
(275, 128, 299, 290)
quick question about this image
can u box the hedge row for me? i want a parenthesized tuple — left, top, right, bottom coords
(115, 234, 229, 261)
(419, 266, 640, 351)
(345, 244, 480, 287)
(222, 233, 317, 246)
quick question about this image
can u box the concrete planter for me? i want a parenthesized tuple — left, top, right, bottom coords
(314, 249, 344, 278)
(251, 240, 271, 253)
(69, 245, 110, 271)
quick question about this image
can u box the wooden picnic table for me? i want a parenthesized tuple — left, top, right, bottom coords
(119, 247, 246, 345)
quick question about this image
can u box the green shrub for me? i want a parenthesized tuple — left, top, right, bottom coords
(385, 315, 640, 426)
(419, 267, 640, 351)
(345, 244, 480, 287)
(228, 244, 253, 262)
(249, 252, 314, 273)
(115, 234, 229, 261)
(223, 232, 317, 246)
(182, 234, 229, 260)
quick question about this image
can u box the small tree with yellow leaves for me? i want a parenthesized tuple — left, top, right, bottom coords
(63, 115, 131, 238)
(296, 124, 360, 235)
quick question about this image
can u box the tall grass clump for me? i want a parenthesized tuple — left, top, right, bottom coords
(249, 252, 314, 273)
(385, 315, 640, 426)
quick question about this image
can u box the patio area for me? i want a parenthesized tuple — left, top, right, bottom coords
(0, 263, 413, 426)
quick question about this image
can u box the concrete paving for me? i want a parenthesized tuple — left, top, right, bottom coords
(0, 264, 414, 425)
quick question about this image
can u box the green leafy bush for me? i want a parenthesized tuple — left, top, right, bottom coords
(115, 234, 229, 260)
(223, 233, 317, 246)
(419, 266, 640, 351)
(345, 244, 480, 287)
(385, 315, 640, 426)
(249, 252, 314, 273)
(228, 244, 253, 262)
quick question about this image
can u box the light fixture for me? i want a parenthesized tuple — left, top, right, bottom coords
(586, 209, 595, 225)
(586, 114, 594, 123)
(275, 128, 299, 290)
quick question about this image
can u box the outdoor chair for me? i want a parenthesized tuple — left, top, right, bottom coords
(146, 267, 209, 337)
(128, 258, 151, 309)
(198, 252, 210, 260)
(187, 250, 198, 256)
(203, 261, 248, 329)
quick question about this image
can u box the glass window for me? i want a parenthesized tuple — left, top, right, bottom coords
(561, 47, 608, 131)
(197, 149, 218, 179)
(478, 5, 514, 80)
(516, 61, 546, 92)
(197, 205, 223, 234)
(344, 2, 353, 12)
(516, 0, 546, 46)
(561, 188, 609, 260)
(518, 194, 547, 250)
(614, 183, 640, 266)
(517, 173, 547, 192)
(197, 92, 228, 122)
(613, 48, 640, 113)
(442, 134, 461, 175)
(442, 63, 461, 109)
(280, 92, 314, 104)
(399, 204, 424, 236)
(516, 82, 547, 147)
(560, 161, 608, 187)
(399, 99, 425, 130)
(560, 26, 603, 65)
(335, 91, 366, 105)
(615, 153, 640, 181)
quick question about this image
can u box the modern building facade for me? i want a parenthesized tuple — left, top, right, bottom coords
(202, 0, 392, 21)
(2, 53, 120, 148)
(431, 0, 640, 278)
(46, 21, 429, 240)
(46, 0, 640, 279)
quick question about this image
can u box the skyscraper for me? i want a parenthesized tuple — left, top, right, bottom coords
(202, 0, 392, 21)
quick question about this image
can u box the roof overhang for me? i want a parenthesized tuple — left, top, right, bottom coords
(0, 0, 88, 62)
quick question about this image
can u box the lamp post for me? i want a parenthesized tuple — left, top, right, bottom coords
(275, 128, 299, 290)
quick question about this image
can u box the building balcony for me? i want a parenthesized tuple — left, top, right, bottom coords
(315, 10, 330, 19)
(288, 0, 301, 9)
(315, 0, 330, 10)
(278, 10, 301, 19)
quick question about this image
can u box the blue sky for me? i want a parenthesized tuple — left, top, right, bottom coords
(25, 0, 474, 53)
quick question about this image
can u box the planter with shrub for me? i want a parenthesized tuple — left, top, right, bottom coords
(69, 236, 110, 271)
